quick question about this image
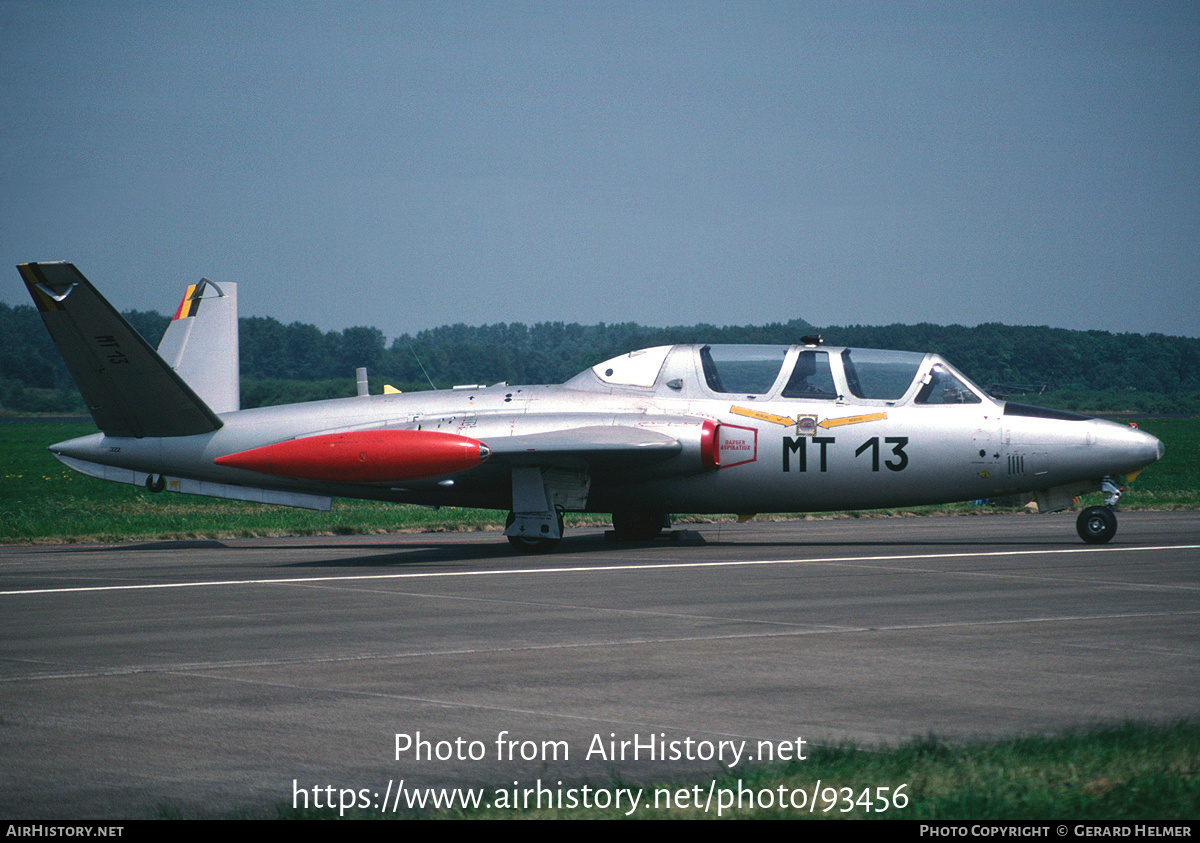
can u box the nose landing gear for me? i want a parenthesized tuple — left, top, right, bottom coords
(1076, 505, 1117, 544)
(1077, 476, 1122, 544)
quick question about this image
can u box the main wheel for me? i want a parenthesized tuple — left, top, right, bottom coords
(611, 510, 667, 542)
(1076, 506, 1117, 544)
(505, 511, 563, 554)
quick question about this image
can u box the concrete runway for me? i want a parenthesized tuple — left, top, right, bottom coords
(2, 510, 1198, 818)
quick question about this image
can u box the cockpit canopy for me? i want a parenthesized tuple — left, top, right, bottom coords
(568, 344, 990, 406)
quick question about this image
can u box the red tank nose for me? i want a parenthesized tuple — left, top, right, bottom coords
(215, 429, 489, 483)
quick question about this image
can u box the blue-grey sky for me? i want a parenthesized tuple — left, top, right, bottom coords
(2, 1, 1197, 340)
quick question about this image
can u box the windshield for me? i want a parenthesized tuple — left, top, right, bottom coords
(915, 363, 982, 404)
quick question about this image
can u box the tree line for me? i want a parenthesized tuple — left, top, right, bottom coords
(2, 297, 1197, 414)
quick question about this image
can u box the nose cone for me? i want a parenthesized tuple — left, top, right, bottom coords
(1131, 425, 1163, 467)
(1098, 422, 1163, 476)
(1142, 427, 1165, 466)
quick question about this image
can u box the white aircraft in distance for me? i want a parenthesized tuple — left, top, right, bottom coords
(20, 262, 1163, 552)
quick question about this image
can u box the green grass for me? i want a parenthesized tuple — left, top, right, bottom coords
(0, 421, 487, 542)
(2, 418, 1197, 543)
(272, 721, 1200, 819)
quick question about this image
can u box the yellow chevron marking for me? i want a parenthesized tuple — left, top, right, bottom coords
(818, 412, 888, 429)
(730, 406, 795, 426)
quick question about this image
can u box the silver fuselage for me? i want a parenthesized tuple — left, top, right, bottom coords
(51, 344, 1164, 517)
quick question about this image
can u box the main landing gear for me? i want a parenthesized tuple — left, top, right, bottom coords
(504, 509, 672, 551)
(611, 510, 669, 542)
(505, 510, 564, 554)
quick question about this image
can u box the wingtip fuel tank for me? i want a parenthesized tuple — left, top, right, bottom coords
(215, 429, 490, 483)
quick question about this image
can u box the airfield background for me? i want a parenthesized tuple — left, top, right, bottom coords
(2, 300, 1197, 414)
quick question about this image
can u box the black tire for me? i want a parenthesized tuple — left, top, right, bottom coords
(505, 511, 563, 554)
(1076, 506, 1117, 544)
(611, 510, 666, 542)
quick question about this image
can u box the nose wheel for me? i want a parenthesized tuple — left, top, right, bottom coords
(1076, 505, 1117, 544)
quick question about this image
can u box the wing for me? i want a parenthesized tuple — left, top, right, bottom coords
(471, 414, 720, 480)
(485, 425, 684, 468)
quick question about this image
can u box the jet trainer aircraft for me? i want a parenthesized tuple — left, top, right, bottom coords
(20, 262, 1163, 551)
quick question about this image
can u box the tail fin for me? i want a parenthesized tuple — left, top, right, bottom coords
(157, 279, 240, 413)
(18, 262, 223, 438)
